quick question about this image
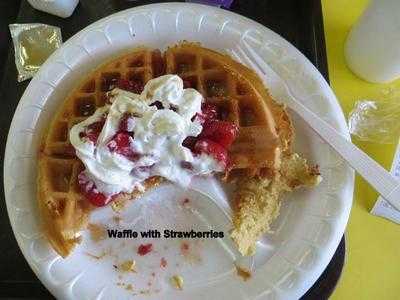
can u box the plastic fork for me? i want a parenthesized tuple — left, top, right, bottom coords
(229, 41, 400, 211)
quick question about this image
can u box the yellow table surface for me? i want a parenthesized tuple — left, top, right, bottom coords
(322, 0, 400, 299)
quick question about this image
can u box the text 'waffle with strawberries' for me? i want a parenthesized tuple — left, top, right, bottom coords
(38, 42, 320, 257)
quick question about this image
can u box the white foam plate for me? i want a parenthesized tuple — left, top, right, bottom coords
(4, 3, 354, 300)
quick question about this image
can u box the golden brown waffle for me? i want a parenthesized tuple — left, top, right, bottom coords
(38, 43, 297, 257)
(41, 48, 165, 158)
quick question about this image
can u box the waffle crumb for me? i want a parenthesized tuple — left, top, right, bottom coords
(179, 241, 202, 264)
(85, 251, 106, 260)
(125, 283, 134, 291)
(160, 257, 167, 268)
(87, 223, 106, 242)
(111, 200, 125, 212)
(139, 289, 151, 295)
(235, 265, 252, 281)
(113, 215, 122, 224)
(171, 275, 184, 290)
(118, 260, 136, 273)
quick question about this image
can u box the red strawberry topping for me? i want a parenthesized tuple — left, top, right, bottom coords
(80, 117, 106, 144)
(107, 132, 140, 161)
(182, 103, 238, 168)
(78, 172, 112, 207)
(137, 243, 153, 256)
(194, 102, 219, 124)
(193, 138, 228, 167)
(200, 120, 238, 148)
(202, 102, 219, 121)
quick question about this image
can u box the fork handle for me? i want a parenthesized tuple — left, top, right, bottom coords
(286, 93, 400, 211)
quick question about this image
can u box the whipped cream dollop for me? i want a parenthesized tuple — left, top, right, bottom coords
(70, 75, 223, 197)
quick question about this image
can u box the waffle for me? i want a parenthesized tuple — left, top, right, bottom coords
(37, 48, 166, 257)
(165, 43, 291, 177)
(38, 42, 312, 257)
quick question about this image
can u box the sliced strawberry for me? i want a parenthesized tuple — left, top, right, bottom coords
(193, 138, 228, 167)
(138, 243, 153, 256)
(85, 131, 100, 144)
(194, 102, 219, 124)
(107, 132, 129, 152)
(200, 120, 239, 148)
(87, 191, 108, 207)
(202, 102, 219, 121)
(107, 132, 140, 161)
(78, 172, 110, 207)
(117, 79, 144, 94)
(80, 118, 106, 144)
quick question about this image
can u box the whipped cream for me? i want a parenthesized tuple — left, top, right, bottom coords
(70, 75, 223, 197)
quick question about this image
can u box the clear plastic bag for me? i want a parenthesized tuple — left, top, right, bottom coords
(348, 90, 400, 144)
(9, 23, 62, 82)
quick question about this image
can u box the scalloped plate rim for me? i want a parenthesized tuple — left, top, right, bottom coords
(3, 3, 354, 300)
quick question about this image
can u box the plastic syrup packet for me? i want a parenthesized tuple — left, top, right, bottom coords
(348, 92, 400, 144)
(9, 23, 62, 82)
(371, 142, 400, 223)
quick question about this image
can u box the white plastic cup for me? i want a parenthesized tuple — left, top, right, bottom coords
(27, 0, 79, 18)
(344, 0, 400, 83)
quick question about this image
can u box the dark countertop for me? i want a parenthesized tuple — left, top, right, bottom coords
(0, 1, 343, 299)
(0, 1, 21, 77)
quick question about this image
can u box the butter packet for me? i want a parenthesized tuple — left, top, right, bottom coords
(371, 142, 400, 223)
(9, 23, 62, 82)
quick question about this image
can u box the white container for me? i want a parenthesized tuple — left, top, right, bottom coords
(345, 0, 400, 83)
(27, 0, 79, 18)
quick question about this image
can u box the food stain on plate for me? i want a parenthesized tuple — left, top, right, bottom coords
(235, 265, 252, 281)
(180, 240, 202, 264)
(170, 274, 184, 290)
(85, 251, 107, 260)
(137, 243, 153, 256)
(112, 215, 122, 224)
(160, 257, 167, 268)
(87, 223, 107, 242)
(118, 259, 137, 273)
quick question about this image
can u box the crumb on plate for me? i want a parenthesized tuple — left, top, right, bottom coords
(118, 260, 137, 273)
(235, 265, 251, 281)
(171, 275, 184, 290)
(87, 223, 106, 242)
